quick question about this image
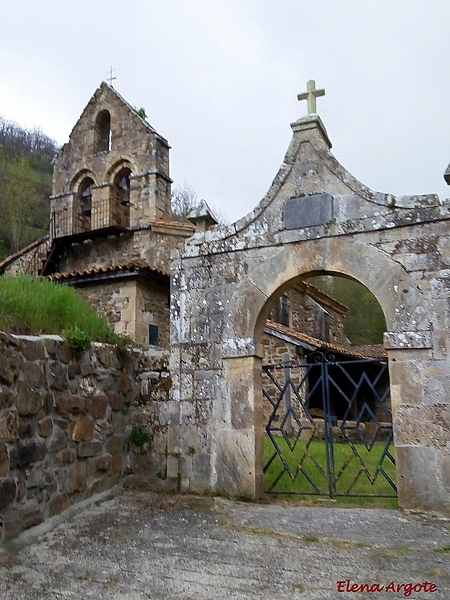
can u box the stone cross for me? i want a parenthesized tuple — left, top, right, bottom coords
(297, 80, 325, 114)
(107, 66, 116, 87)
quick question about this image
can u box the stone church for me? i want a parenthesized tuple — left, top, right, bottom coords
(0, 81, 364, 361)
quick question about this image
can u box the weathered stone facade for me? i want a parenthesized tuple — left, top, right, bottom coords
(170, 113, 450, 510)
(51, 82, 172, 231)
(0, 332, 173, 540)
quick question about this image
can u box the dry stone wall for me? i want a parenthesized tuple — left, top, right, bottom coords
(0, 333, 171, 540)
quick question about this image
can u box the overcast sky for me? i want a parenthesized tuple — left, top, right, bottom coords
(1, 0, 450, 223)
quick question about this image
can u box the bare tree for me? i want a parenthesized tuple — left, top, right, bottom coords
(171, 182, 228, 224)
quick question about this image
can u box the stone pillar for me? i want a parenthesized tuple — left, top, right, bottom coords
(385, 330, 450, 509)
(213, 353, 264, 498)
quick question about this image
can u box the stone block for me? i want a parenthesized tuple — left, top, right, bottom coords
(43, 392, 54, 415)
(109, 393, 124, 412)
(90, 395, 108, 418)
(53, 447, 76, 466)
(384, 331, 433, 350)
(18, 416, 36, 439)
(106, 435, 123, 455)
(396, 445, 445, 509)
(49, 361, 68, 391)
(166, 454, 179, 479)
(117, 372, 133, 393)
(0, 478, 16, 509)
(88, 455, 112, 476)
(0, 406, 19, 442)
(0, 442, 9, 477)
(13, 439, 46, 468)
(0, 349, 21, 385)
(96, 346, 112, 368)
(26, 468, 46, 490)
(76, 442, 102, 458)
(22, 362, 45, 387)
(15, 386, 45, 416)
(47, 426, 68, 453)
(70, 417, 94, 442)
(0, 508, 43, 540)
(38, 416, 53, 438)
(0, 391, 14, 410)
(111, 455, 123, 473)
(80, 362, 96, 376)
(112, 412, 125, 433)
(22, 340, 45, 361)
(54, 392, 86, 415)
(68, 363, 81, 379)
(48, 494, 70, 517)
(67, 462, 87, 493)
(79, 376, 102, 397)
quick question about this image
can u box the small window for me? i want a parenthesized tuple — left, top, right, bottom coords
(271, 294, 290, 327)
(149, 324, 159, 345)
(94, 110, 112, 153)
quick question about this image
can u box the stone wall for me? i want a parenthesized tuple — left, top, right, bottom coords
(76, 278, 170, 346)
(0, 332, 171, 540)
(58, 225, 193, 275)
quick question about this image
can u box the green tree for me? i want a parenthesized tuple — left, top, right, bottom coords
(308, 275, 386, 345)
(2, 157, 41, 253)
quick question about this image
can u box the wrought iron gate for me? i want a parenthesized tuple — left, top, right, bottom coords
(263, 353, 397, 497)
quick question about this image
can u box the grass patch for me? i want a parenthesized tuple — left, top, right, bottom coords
(237, 523, 372, 549)
(0, 274, 122, 343)
(371, 544, 410, 558)
(264, 434, 397, 509)
(433, 545, 450, 554)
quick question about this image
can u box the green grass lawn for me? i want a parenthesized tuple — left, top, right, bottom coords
(264, 434, 397, 508)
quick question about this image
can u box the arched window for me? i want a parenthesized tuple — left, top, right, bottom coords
(79, 177, 94, 218)
(115, 167, 131, 206)
(113, 167, 132, 226)
(75, 177, 95, 231)
(94, 110, 112, 153)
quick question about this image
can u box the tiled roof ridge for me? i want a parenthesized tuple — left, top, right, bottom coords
(45, 261, 169, 281)
(264, 319, 386, 359)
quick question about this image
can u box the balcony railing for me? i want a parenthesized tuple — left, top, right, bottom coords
(50, 198, 129, 241)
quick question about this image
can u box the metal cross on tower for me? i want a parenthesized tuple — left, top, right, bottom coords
(297, 80, 325, 114)
(107, 66, 116, 87)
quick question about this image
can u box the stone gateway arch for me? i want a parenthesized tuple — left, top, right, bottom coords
(171, 107, 450, 510)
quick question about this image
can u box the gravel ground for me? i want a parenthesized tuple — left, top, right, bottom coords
(0, 490, 449, 599)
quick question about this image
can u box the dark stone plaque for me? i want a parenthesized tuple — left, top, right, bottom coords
(284, 194, 333, 230)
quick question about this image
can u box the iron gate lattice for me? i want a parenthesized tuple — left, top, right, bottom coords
(263, 352, 397, 497)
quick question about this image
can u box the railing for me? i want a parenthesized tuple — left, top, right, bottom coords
(50, 198, 128, 240)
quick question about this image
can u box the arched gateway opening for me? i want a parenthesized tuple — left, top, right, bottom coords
(260, 272, 396, 499)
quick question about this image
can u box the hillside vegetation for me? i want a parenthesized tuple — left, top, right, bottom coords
(0, 117, 58, 260)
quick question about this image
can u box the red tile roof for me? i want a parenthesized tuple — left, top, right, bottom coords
(264, 319, 386, 359)
(45, 261, 169, 282)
